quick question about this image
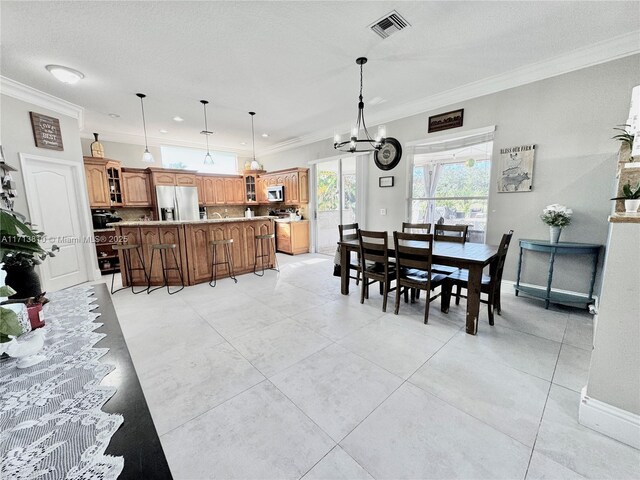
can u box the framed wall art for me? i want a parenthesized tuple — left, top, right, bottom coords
(379, 176, 394, 188)
(428, 109, 464, 133)
(30, 112, 64, 151)
(497, 144, 535, 192)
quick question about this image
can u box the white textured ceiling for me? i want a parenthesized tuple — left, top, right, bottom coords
(1, 1, 638, 155)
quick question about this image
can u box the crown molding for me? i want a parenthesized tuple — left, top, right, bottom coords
(261, 31, 640, 157)
(79, 130, 253, 156)
(1, 76, 85, 129)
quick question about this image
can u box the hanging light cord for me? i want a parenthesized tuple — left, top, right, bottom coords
(356, 61, 375, 146)
(251, 113, 256, 161)
(139, 95, 149, 150)
(203, 102, 211, 154)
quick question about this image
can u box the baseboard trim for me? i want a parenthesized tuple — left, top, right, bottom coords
(579, 387, 640, 449)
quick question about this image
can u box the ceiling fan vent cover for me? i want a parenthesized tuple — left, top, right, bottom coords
(369, 11, 410, 39)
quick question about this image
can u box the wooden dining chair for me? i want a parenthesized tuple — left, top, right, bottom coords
(442, 230, 514, 325)
(433, 224, 469, 243)
(393, 232, 447, 324)
(358, 230, 396, 312)
(338, 223, 360, 285)
(431, 224, 469, 276)
(402, 222, 431, 234)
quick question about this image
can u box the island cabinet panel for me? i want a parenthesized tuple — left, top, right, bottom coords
(122, 170, 151, 207)
(158, 226, 187, 284)
(186, 224, 212, 283)
(118, 227, 143, 286)
(139, 227, 161, 284)
(227, 223, 245, 271)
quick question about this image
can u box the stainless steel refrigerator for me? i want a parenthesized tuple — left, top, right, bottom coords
(156, 186, 199, 221)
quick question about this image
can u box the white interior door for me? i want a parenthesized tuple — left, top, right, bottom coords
(20, 154, 92, 291)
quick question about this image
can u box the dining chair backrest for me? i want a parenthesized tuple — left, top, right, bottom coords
(490, 230, 514, 284)
(434, 224, 469, 243)
(339, 223, 359, 242)
(358, 230, 389, 267)
(393, 232, 434, 273)
(402, 222, 431, 234)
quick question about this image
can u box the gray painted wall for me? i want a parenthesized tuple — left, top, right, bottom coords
(260, 55, 640, 292)
(1, 95, 85, 218)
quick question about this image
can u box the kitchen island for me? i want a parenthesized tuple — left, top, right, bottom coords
(111, 216, 275, 286)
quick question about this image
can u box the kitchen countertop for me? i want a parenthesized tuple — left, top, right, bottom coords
(109, 216, 275, 227)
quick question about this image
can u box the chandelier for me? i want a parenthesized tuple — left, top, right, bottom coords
(334, 57, 386, 153)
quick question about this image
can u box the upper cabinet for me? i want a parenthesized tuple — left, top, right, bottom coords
(147, 168, 197, 188)
(122, 168, 152, 207)
(106, 161, 123, 206)
(84, 157, 110, 208)
(196, 174, 245, 206)
(257, 168, 309, 205)
(243, 170, 265, 204)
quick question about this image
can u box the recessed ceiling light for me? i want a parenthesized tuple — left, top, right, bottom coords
(261, 133, 269, 138)
(108, 113, 120, 118)
(159, 129, 168, 134)
(45, 64, 84, 84)
(240, 142, 247, 145)
(173, 116, 184, 122)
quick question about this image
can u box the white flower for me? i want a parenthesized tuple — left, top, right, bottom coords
(543, 204, 572, 216)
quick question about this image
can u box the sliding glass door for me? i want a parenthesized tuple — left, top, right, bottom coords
(314, 156, 359, 255)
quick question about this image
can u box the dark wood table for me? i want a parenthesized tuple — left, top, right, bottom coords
(339, 239, 499, 335)
(93, 283, 173, 479)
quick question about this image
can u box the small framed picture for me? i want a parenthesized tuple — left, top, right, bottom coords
(379, 176, 394, 188)
(428, 109, 464, 133)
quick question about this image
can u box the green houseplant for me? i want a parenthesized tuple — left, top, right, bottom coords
(613, 124, 635, 163)
(0, 209, 58, 298)
(611, 181, 640, 213)
(0, 285, 22, 343)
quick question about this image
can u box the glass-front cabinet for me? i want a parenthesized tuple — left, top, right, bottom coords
(106, 161, 123, 206)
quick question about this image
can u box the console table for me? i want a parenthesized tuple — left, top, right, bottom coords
(515, 239, 602, 309)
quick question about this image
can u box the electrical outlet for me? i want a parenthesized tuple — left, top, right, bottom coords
(380, 208, 387, 215)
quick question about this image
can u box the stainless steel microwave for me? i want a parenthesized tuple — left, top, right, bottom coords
(267, 185, 284, 202)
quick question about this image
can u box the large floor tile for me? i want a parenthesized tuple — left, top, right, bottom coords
(161, 381, 334, 480)
(447, 325, 561, 380)
(526, 451, 586, 479)
(563, 314, 594, 350)
(199, 301, 284, 339)
(535, 385, 640, 479)
(379, 309, 462, 343)
(139, 340, 264, 435)
(337, 319, 445, 379)
(492, 295, 569, 343)
(294, 300, 382, 341)
(230, 318, 332, 377)
(271, 344, 402, 441)
(302, 446, 374, 480)
(255, 284, 329, 317)
(341, 382, 531, 479)
(410, 343, 549, 446)
(553, 344, 591, 393)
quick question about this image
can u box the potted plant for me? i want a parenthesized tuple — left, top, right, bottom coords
(0, 285, 22, 344)
(540, 204, 572, 244)
(611, 181, 640, 213)
(612, 124, 635, 164)
(0, 209, 58, 298)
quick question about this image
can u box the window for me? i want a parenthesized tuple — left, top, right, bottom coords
(161, 145, 238, 174)
(409, 133, 493, 243)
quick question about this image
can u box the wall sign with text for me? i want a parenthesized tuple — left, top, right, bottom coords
(497, 144, 535, 192)
(30, 112, 64, 151)
(428, 109, 464, 133)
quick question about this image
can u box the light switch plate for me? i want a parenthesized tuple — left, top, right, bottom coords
(380, 208, 387, 215)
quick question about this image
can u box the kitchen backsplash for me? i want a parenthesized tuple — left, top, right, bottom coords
(205, 206, 246, 219)
(114, 207, 154, 222)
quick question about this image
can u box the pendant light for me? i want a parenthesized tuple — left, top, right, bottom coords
(333, 57, 386, 153)
(248, 112, 260, 170)
(200, 100, 214, 165)
(136, 93, 154, 163)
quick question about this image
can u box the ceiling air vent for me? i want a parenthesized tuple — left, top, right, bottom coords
(369, 10, 410, 39)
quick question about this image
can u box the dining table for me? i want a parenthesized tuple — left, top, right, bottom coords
(338, 237, 500, 335)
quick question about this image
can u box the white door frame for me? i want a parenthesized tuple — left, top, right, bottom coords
(308, 152, 369, 253)
(19, 153, 101, 289)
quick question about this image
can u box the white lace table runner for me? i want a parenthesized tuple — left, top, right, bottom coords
(0, 285, 124, 479)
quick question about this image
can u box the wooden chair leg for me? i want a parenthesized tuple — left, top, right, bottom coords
(410, 288, 416, 304)
(394, 284, 402, 314)
(424, 291, 431, 324)
(441, 281, 451, 314)
(416, 289, 421, 299)
(487, 290, 495, 326)
(455, 284, 462, 305)
(360, 275, 366, 304)
(382, 280, 389, 312)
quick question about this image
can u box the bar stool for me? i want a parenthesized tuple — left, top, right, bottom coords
(209, 238, 238, 287)
(147, 243, 185, 295)
(254, 233, 279, 276)
(111, 244, 149, 294)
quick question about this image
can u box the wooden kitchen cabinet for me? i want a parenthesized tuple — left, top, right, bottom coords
(122, 168, 151, 207)
(196, 176, 205, 205)
(176, 173, 196, 186)
(276, 220, 309, 255)
(106, 161, 124, 207)
(256, 177, 267, 203)
(84, 157, 110, 208)
(152, 171, 176, 186)
(214, 177, 226, 204)
(257, 168, 309, 205)
(298, 169, 309, 203)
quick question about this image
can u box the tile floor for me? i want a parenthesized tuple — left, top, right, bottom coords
(107, 253, 640, 479)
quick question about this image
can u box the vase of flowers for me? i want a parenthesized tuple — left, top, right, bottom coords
(541, 204, 572, 244)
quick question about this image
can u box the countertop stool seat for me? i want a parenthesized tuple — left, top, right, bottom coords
(209, 238, 238, 287)
(147, 243, 185, 295)
(111, 243, 149, 295)
(254, 233, 279, 276)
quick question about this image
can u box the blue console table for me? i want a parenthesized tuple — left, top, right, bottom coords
(515, 239, 602, 309)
